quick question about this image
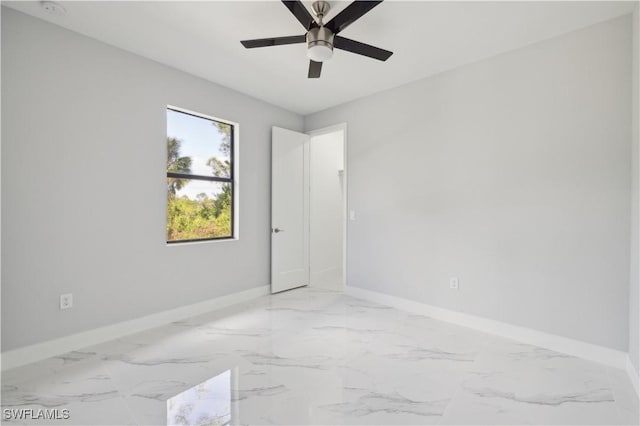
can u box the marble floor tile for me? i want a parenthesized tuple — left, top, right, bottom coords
(1, 287, 637, 425)
(2, 358, 134, 425)
(607, 366, 640, 425)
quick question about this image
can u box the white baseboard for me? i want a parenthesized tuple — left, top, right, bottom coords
(1, 285, 270, 371)
(626, 355, 640, 399)
(345, 286, 628, 370)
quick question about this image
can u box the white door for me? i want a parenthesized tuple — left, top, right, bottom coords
(271, 127, 310, 293)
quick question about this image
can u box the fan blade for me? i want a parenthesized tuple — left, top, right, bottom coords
(241, 35, 306, 48)
(325, 1, 383, 34)
(282, 1, 318, 30)
(308, 60, 322, 78)
(334, 36, 393, 61)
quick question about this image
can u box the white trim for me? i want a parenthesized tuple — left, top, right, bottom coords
(306, 123, 348, 137)
(345, 286, 628, 369)
(626, 355, 640, 399)
(1, 285, 269, 371)
(166, 104, 238, 129)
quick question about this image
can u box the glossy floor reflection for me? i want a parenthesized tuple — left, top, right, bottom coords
(2, 288, 638, 425)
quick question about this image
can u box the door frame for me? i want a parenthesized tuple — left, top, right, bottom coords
(306, 123, 348, 289)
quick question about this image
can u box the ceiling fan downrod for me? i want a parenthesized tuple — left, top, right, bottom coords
(307, 1, 334, 62)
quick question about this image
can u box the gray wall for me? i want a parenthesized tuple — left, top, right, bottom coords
(306, 16, 632, 350)
(1, 8, 303, 351)
(630, 3, 639, 373)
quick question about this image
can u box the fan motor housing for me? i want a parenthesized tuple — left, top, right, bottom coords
(306, 26, 334, 50)
(306, 26, 334, 62)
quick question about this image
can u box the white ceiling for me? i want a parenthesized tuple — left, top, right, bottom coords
(5, 1, 635, 115)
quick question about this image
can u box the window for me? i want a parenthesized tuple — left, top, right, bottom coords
(166, 107, 235, 243)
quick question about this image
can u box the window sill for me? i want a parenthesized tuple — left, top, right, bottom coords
(166, 237, 239, 247)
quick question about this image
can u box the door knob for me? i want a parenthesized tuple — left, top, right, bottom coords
(272, 228, 284, 233)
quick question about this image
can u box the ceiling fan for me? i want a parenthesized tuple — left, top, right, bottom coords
(241, 0, 393, 78)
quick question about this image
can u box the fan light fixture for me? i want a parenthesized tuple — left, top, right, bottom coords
(306, 26, 334, 62)
(307, 44, 333, 62)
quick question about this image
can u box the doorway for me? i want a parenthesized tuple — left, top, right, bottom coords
(270, 124, 346, 293)
(308, 125, 346, 291)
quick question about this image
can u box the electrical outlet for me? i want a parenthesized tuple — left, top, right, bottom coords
(60, 293, 73, 310)
(449, 277, 459, 290)
(349, 210, 356, 221)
